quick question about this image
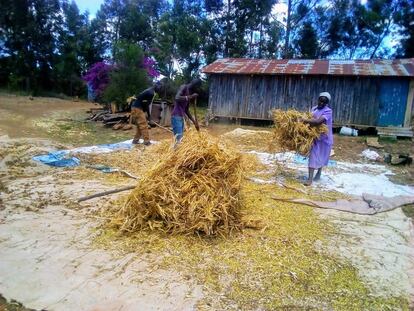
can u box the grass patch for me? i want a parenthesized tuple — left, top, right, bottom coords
(0, 294, 34, 311)
(33, 111, 132, 146)
(0, 89, 31, 97)
(195, 106, 208, 122)
(402, 204, 414, 219)
(0, 89, 75, 100)
(94, 181, 409, 310)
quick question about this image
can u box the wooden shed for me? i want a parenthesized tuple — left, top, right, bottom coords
(202, 58, 414, 135)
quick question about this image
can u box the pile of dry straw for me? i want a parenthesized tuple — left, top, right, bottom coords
(114, 130, 244, 236)
(272, 109, 327, 156)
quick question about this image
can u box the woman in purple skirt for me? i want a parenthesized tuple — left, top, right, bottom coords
(301, 92, 333, 186)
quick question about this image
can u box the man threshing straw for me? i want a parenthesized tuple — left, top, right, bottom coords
(172, 79, 201, 144)
(130, 83, 163, 146)
(300, 92, 333, 186)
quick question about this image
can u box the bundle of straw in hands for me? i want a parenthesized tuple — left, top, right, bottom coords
(272, 109, 327, 156)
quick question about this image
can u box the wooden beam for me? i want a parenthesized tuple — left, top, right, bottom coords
(404, 79, 414, 127)
(377, 127, 413, 138)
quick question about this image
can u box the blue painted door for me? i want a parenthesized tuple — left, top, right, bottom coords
(378, 79, 409, 126)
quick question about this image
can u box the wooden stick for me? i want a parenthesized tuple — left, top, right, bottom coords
(193, 97, 199, 131)
(151, 120, 173, 133)
(77, 185, 135, 203)
(119, 170, 139, 179)
(278, 182, 308, 195)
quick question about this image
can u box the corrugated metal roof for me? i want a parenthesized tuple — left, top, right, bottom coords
(202, 58, 414, 77)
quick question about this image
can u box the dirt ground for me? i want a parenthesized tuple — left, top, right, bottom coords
(330, 135, 414, 185)
(0, 94, 413, 310)
(2, 92, 411, 182)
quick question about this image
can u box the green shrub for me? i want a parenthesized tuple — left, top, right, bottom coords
(103, 41, 150, 110)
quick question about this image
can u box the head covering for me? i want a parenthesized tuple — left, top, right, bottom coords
(319, 92, 331, 101)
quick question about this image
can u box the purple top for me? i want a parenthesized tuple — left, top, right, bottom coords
(172, 84, 190, 117)
(312, 105, 333, 145)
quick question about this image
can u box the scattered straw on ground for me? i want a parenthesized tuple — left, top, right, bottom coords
(95, 181, 408, 310)
(222, 128, 275, 152)
(90, 134, 408, 309)
(272, 109, 327, 155)
(112, 130, 245, 236)
(70, 141, 171, 182)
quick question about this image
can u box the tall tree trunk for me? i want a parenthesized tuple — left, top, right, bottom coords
(225, 0, 231, 57)
(283, 0, 292, 58)
(249, 31, 253, 56)
(113, 11, 121, 58)
(258, 20, 263, 58)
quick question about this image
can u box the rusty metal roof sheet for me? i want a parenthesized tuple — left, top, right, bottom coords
(202, 58, 414, 77)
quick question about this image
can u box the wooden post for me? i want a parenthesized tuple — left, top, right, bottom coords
(404, 79, 414, 128)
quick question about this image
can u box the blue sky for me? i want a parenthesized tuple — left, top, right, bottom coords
(74, 0, 104, 17)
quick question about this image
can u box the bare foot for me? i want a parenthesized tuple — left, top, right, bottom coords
(304, 180, 312, 186)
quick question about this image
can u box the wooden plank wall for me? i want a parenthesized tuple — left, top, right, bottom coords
(404, 79, 414, 127)
(208, 74, 389, 126)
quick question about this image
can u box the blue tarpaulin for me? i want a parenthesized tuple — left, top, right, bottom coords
(32, 140, 134, 167)
(32, 151, 80, 167)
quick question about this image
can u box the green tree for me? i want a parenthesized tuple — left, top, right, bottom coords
(360, 0, 396, 58)
(153, 11, 177, 79)
(153, 0, 214, 80)
(263, 20, 284, 58)
(282, 0, 321, 58)
(202, 0, 281, 59)
(304, 0, 397, 59)
(103, 41, 149, 107)
(235, 0, 277, 58)
(0, 0, 60, 92)
(295, 0, 347, 58)
(394, 0, 414, 57)
(96, 0, 168, 54)
(54, 1, 87, 95)
(294, 21, 318, 58)
(174, 2, 211, 79)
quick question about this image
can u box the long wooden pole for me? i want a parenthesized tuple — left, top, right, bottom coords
(77, 185, 135, 203)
